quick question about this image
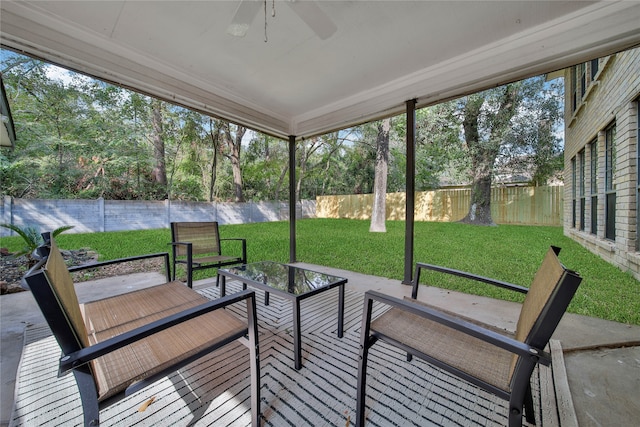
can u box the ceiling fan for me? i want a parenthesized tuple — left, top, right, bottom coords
(227, 0, 337, 41)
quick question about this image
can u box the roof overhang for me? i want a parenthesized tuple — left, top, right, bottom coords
(2, 1, 640, 140)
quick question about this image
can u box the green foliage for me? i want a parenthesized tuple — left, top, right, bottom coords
(2, 49, 563, 205)
(242, 134, 290, 201)
(1, 221, 637, 325)
(0, 223, 74, 257)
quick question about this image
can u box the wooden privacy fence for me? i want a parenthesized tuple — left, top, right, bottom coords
(316, 186, 563, 226)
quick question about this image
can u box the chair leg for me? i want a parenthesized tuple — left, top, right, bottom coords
(523, 383, 536, 424)
(508, 405, 523, 427)
(509, 361, 538, 427)
(356, 342, 370, 427)
(73, 367, 100, 426)
(357, 296, 377, 427)
(246, 295, 261, 427)
(186, 245, 193, 289)
(508, 389, 527, 427)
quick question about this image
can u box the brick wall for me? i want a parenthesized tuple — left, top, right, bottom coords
(564, 47, 640, 279)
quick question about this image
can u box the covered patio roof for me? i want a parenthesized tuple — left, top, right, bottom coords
(2, 0, 640, 276)
(2, 1, 640, 140)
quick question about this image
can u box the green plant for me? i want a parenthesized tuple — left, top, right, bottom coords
(0, 223, 74, 259)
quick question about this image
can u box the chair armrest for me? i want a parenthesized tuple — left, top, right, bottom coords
(59, 289, 256, 373)
(412, 262, 528, 299)
(169, 241, 192, 257)
(68, 252, 171, 282)
(169, 242, 191, 248)
(220, 238, 247, 263)
(365, 290, 549, 364)
(169, 241, 192, 256)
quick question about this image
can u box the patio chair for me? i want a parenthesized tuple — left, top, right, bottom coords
(170, 221, 247, 288)
(22, 234, 260, 427)
(356, 246, 582, 427)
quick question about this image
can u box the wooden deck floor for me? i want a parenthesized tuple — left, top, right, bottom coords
(9, 282, 551, 426)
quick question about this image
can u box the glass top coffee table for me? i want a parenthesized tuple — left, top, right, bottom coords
(218, 261, 347, 370)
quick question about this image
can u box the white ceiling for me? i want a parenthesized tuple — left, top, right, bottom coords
(2, 1, 640, 139)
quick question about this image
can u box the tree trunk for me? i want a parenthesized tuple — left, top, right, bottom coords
(296, 144, 306, 202)
(231, 128, 245, 202)
(222, 123, 246, 202)
(370, 118, 390, 232)
(150, 99, 167, 189)
(207, 118, 220, 202)
(461, 97, 496, 225)
(461, 168, 494, 225)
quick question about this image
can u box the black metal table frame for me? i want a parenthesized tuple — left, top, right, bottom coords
(218, 263, 346, 370)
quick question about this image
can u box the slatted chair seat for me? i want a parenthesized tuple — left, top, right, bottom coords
(370, 304, 514, 391)
(23, 235, 261, 427)
(170, 221, 247, 288)
(82, 281, 247, 401)
(356, 246, 582, 427)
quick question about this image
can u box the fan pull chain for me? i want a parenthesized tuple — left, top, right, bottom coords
(264, 0, 276, 43)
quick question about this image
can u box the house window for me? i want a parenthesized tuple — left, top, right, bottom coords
(571, 156, 577, 228)
(590, 58, 599, 80)
(605, 123, 616, 241)
(571, 67, 578, 112)
(590, 140, 598, 235)
(578, 63, 586, 99)
(571, 63, 586, 113)
(579, 149, 586, 231)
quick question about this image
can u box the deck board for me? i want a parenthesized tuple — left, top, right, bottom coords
(10, 282, 549, 426)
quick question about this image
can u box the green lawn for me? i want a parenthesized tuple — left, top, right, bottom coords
(2, 219, 638, 325)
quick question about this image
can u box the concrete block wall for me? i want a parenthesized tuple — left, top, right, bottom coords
(105, 200, 168, 231)
(0, 197, 315, 237)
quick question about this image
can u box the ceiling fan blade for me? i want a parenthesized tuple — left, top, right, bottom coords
(227, 0, 262, 37)
(287, 0, 337, 40)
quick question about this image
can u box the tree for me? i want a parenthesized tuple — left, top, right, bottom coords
(295, 131, 350, 200)
(369, 118, 391, 232)
(243, 133, 289, 201)
(413, 104, 464, 189)
(344, 137, 376, 195)
(79, 83, 151, 199)
(220, 121, 246, 202)
(458, 84, 521, 225)
(206, 118, 221, 201)
(1, 49, 564, 207)
(1, 54, 94, 198)
(505, 78, 564, 186)
(456, 76, 563, 225)
(1, 52, 166, 200)
(150, 98, 168, 195)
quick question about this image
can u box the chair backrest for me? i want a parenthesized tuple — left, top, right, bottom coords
(24, 238, 89, 354)
(171, 222, 222, 257)
(509, 246, 581, 380)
